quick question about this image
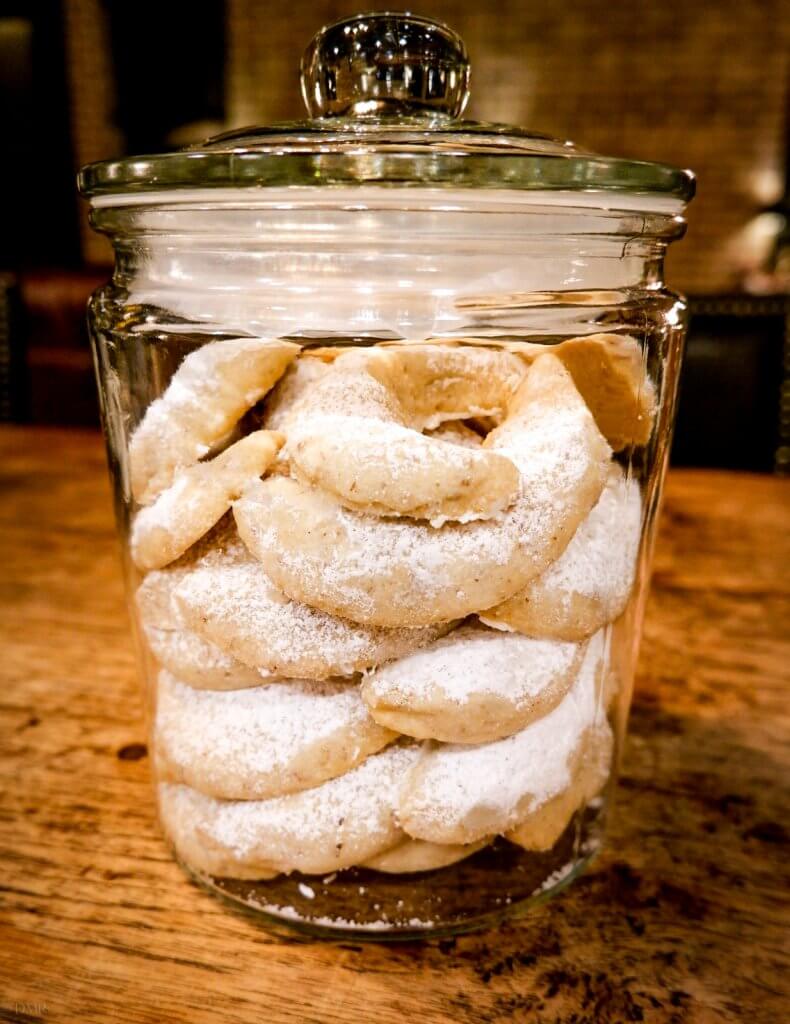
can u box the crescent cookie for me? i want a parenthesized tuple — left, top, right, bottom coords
(264, 354, 484, 455)
(130, 337, 298, 504)
(234, 353, 611, 627)
(551, 334, 656, 450)
(398, 632, 606, 845)
(427, 333, 655, 450)
(130, 430, 284, 571)
(136, 525, 262, 690)
(144, 624, 262, 690)
(361, 623, 583, 743)
(480, 464, 642, 641)
(371, 343, 528, 429)
(284, 348, 521, 523)
(506, 721, 614, 852)
(262, 355, 334, 431)
(361, 836, 490, 873)
(157, 743, 421, 879)
(154, 671, 394, 800)
(172, 548, 456, 681)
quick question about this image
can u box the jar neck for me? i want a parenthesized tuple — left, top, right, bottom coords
(95, 195, 683, 340)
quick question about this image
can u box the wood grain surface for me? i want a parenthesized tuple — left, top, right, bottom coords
(0, 426, 788, 1024)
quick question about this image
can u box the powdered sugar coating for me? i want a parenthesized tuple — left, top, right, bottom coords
(173, 551, 455, 681)
(506, 719, 614, 852)
(399, 631, 607, 844)
(145, 625, 262, 690)
(130, 337, 297, 503)
(136, 521, 247, 631)
(158, 743, 421, 878)
(283, 354, 520, 524)
(537, 466, 641, 599)
(481, 464, 642, 640)
(262, 356, 334, 431)
(130, 430, 282, 571)
(155, 670, 393, 799)
(362, 623, 583, 743)
(234, 354, 612, 627)
(136, 524, 262, 689)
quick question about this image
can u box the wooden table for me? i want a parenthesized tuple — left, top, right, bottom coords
(1, 426, 788, 1024)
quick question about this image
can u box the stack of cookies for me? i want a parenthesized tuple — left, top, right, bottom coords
(127, 334, 647, 880)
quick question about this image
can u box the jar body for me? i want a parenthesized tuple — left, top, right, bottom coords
(88, 193, 686, 938)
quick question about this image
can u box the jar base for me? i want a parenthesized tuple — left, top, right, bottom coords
(174, 803, 606, 941)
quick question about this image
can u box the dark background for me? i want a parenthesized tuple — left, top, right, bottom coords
(1, 0, 788, 471)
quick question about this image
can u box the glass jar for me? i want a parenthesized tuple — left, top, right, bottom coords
(78, 12, 694, 939)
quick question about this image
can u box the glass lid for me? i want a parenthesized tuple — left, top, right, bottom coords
(78, 11, 695, 203)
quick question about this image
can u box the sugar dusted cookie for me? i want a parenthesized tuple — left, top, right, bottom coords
(130, 337, 297, 504)
(506, 721, 613, 851)
(173, 550, 456, 681)
(158, 743, 421, 879)
(155, 671, 394, 800)
(481, 464, 642, 641)
(361, 623, 582, 743)
(235, 354, 611, 627)
(131, 430, 283, 571)
(136, 522, 262, 690)
(361, 836, 490, 873)
(144, 624, 262, 690)
(284, 347, 521, 524)
(398, 632, 607, 844)
(262, 355, 334, 431)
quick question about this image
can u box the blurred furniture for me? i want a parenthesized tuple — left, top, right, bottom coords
(2, 426, 788, 1021)
(16, 268, 107, 426)
(672, 295, 789, 474)
(0, 269, 106, 427)
(0, 274, 26, 421)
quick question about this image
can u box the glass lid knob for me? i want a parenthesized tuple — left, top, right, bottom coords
(300, 11, 471, 119)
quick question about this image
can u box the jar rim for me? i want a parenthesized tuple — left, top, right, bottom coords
(78, 150, 695, 207)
